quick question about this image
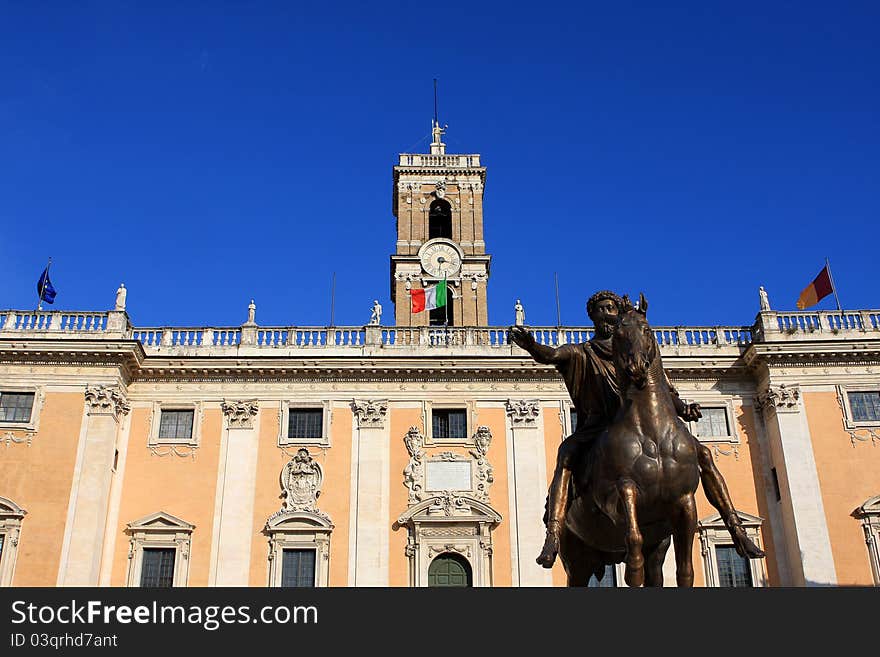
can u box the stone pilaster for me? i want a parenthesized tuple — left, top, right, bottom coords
(211, 400, 260, 586)
(756, 383, 837, 586)
(349, 400, 389, 586)
(505, 399, 552, 586)
(61, 385, 130, 586)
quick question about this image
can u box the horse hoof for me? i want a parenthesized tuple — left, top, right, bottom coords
(624, 567, 644, 588)
(733, 527, 765, 559)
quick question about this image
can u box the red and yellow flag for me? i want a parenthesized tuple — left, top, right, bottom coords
(796, 265, 833, 310)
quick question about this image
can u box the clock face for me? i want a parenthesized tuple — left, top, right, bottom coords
(419, 240, 462, 277)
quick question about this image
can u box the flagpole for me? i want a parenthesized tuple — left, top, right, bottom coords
(38, 257, 51, 312)
(825, 257, 842, 313)
(329, 272, 336, 327)
(554, 272, 561, 327)
(443, 270, 449, 347)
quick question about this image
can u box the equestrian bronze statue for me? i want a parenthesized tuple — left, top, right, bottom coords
(510, 291, 763, 586)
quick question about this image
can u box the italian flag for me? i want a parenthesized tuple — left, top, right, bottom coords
(411, 278, 447, 313)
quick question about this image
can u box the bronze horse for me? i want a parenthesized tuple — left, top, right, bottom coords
(560, 294, 701, 587)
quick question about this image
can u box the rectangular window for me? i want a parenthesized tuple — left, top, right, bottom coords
(288, 409, 323, 440)
(715, 546, 753, 588)
(281, 549, 316, 588)
(432, 409, 467, 440)
(158, 410, 194, 441)
(570, 409, 578, 432)
(140, 548, 176, 588)
(693, 407, 729, 438)
(0, 393, 34, 423)
(0, 534, 4, 563)
(588, 565, 616, 588)
(848, 391, 880, 423)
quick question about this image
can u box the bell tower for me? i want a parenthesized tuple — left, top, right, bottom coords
(391, 120, 490, 326)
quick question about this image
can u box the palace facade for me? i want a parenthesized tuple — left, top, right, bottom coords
(1, 124, 878, 588)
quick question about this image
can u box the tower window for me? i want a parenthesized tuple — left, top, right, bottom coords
(429, 200, 452, 239)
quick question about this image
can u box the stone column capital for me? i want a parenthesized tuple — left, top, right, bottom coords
(756, 383, 801, 414)
(351, 399, 388, 429)
(222, 400, 259, 429)
(84, 385, 130, 420)
(505, 399, 540, 426)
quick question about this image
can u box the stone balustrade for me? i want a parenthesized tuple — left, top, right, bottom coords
(753, 309, 880, 341)
(2, 308, 878, 355)
(397, 153, 481, 168)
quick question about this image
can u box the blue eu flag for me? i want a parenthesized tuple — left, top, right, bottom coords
(37, 267, 56, 304)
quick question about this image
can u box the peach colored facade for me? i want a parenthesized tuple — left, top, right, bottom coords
(1, 134, 879, 589)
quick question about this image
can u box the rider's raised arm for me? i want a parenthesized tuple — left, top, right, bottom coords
(509, 326, 568, 365)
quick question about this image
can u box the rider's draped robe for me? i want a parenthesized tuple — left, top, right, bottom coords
(555, 337, 623, 444)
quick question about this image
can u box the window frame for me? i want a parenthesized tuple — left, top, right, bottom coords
(424, 401, 474, 445)
(139, 547, 178, 588)
(0, 497, 26, 587)
(713, 544, 755, 588)
(853, 495, 880, 585)
(280, 548, 318, 588)
(265, 512, 331, 587)
(682, 399, 738, 443)
(698, 511, 766, 587)
(125, 512, 194, 588)
(840, 387, 880, 429)
(278, 401, 331, 447)
(149, 402, 203, 449)
(0, 387, 43, 433)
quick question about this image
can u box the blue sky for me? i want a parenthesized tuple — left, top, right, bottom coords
(1, 2, 877, 329)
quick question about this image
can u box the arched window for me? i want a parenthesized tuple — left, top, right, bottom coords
(428, 553, 472, 587)
(428, 200, 452, 239)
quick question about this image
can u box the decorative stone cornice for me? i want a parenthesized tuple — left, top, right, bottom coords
(506, 399, 540, 425)
(756, 384, 801, 413)
(351, 399, 388, 429)
(84, 385, 130, 419)
(222, 399, 259, 429)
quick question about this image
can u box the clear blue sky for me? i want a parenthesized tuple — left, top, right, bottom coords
(1, 2, 877, 328)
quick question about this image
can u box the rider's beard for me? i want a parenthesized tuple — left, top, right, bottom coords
(595, 320, 616, 339)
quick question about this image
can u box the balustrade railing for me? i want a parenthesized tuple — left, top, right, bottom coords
(398, 154, 481, 168)
(4, 307, 880, 352)
(765, 309, 880, 335)
(0, 311, 109, 332)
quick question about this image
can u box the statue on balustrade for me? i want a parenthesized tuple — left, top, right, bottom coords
(115, 283, 127, 311)
(759, 286, 771, 311)
(370, 300, 382, 325)
(514, 299, 525, 326)
(510, 290, 763, 586)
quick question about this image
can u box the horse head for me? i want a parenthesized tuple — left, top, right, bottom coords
(613, 292, 658, 390)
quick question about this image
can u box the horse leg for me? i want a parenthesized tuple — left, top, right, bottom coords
(672, 494, 698, 587)
(696, 442, 765, 559)
(559, 526, 597, 587)
(643, 536, 671, 587)
(617, 478, 645, 587)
